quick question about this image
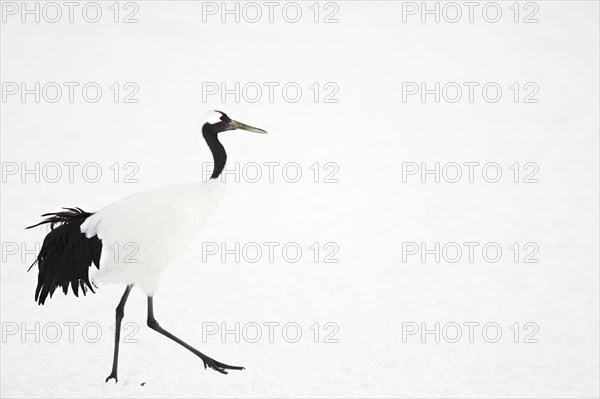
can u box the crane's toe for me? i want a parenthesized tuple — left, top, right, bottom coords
(105, 374, 118, 383)
(202, 357, 245, 374)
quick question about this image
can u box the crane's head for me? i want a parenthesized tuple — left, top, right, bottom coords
(201, 110, 268, 136)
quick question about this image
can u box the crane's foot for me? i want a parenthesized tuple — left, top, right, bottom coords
(202, 356, 245, 375)
(105, 373, 118, 383)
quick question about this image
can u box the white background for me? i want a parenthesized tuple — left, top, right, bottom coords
(1, 1, 599, 397)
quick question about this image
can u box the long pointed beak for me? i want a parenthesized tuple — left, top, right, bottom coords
(230, 119, 268, 134)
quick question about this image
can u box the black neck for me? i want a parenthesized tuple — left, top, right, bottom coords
(202, 124, 227, 179)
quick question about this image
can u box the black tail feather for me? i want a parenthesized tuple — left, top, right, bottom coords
(27, 208, 102, 305)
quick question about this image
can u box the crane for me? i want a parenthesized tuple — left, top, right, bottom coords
(26, 110, 267, 382)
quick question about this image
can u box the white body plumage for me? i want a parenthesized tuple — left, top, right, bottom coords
(81, 180, 227, 295)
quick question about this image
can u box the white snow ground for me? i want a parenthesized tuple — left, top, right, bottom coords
(1, 1, 599, 398)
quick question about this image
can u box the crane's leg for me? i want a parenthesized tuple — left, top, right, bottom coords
(146, 296, 244, 374)
(105, 285, 133, 383)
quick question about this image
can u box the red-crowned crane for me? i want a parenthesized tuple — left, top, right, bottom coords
(27, 111, 267, 382)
